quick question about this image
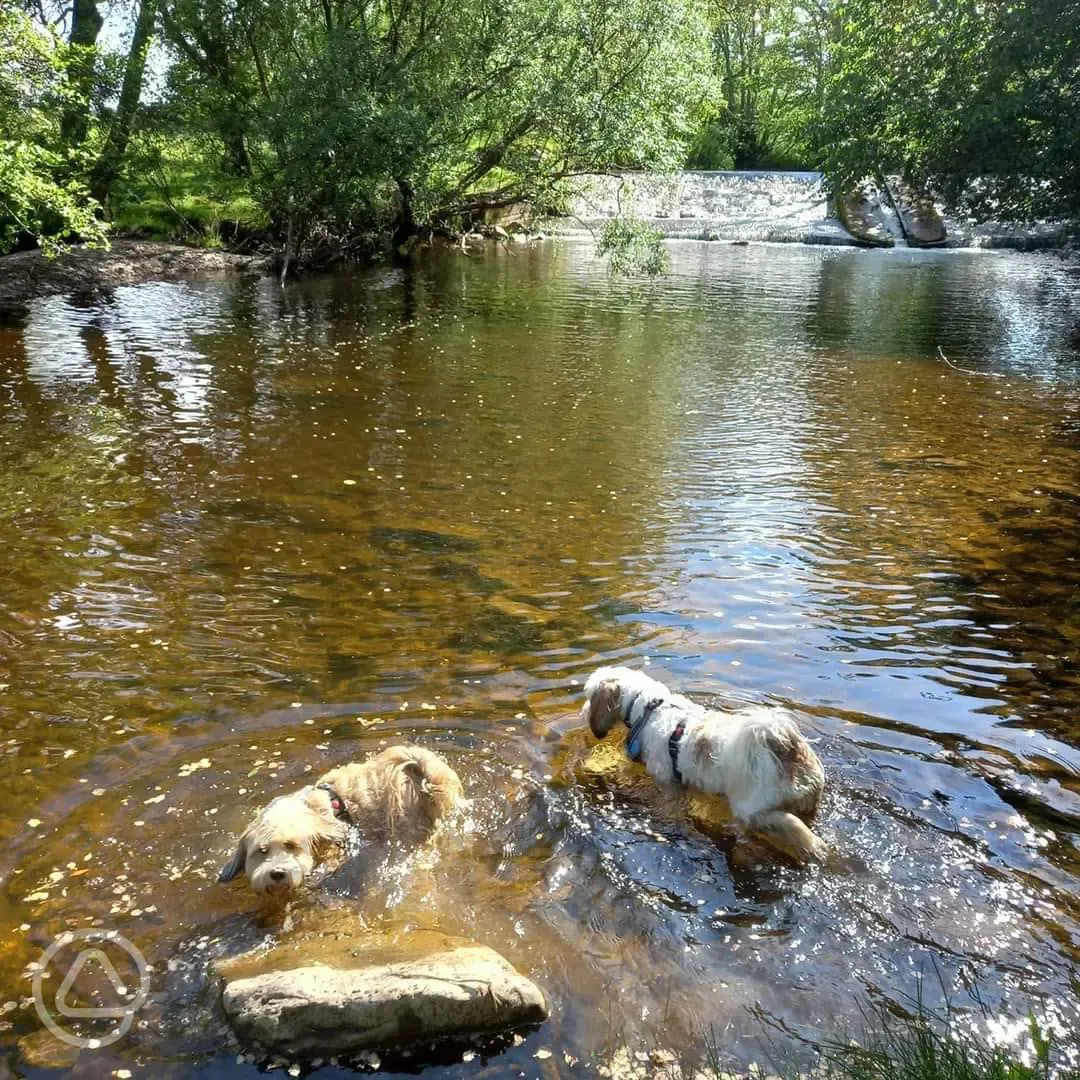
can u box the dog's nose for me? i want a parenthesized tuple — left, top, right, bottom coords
(269, 868, 286, 882)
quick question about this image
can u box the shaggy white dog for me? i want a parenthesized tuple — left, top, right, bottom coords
(218, 745, 464, 898)
(581, 666, 826, 863)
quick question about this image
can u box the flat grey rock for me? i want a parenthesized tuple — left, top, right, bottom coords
(222, 944, 548, 1057)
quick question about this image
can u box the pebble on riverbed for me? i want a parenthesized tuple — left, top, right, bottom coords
(597, 1046, 782, 1080)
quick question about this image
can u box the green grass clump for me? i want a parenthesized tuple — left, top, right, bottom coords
(688, 991, 1079, 1080)
(108, 132, 266, 246)
(809, 1009, 1074, 1080)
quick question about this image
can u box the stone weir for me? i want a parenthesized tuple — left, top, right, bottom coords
(555, 171, 1070, 249)
(561, 170, 856, 246)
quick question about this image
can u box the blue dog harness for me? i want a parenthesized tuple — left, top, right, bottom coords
(625, 696, 687, 783)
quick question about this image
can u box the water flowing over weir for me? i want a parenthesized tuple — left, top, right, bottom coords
(556, 170, 1072, 249)
(561, 170, 872, 245)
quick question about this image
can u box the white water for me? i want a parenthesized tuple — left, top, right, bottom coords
(561, 170, 855, 245)
(558, 170, 1071, 249)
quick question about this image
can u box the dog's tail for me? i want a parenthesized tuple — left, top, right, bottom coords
(748, 809, 828, 864)
(744, 717, 827, 864)
(384, 746, 464, 840)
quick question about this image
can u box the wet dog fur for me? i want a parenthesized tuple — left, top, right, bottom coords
(581, 666, 826, 863)
(218, 745, 464, 898)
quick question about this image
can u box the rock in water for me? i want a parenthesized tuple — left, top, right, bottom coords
(836, 182, 897, 247)
(884, 176, 946, 246)
(221, 944, 548, 1057)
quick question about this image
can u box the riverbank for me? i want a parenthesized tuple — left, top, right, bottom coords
(0, 240, 271, 316)
(1, 217, 1075, 319)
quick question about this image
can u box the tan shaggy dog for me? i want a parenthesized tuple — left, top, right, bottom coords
(218, 745, 464, 898)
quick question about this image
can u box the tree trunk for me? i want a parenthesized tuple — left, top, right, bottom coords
(218, 118, 252, 176)
(392, 178, 417, 251)
(89, 0, 158, 205)
(280, 211, 294, 286)
(61, 0, 104, 147)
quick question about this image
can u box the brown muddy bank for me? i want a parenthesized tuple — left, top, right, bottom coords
(0, 240, 271, 316)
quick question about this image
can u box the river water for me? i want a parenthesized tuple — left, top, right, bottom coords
(1, 242, 1078, 1077)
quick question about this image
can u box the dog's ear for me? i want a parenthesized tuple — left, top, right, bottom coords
(585, 679, 622, 738)
(217, 837, 247, 883)
(311, 817, 348, 862)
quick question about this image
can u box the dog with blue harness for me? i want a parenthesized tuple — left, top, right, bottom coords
(580, 665, 827, 864)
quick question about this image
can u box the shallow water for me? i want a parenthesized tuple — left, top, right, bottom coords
(1, 242, 1079, 1077)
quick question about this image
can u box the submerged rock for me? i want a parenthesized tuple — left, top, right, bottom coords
(221, 943, 547, 1058)
(597, 1045, 784, 1080)
(16, 1030, 80, 1071)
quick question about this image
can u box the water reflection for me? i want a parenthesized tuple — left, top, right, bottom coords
(0, 242, 1077, 1075)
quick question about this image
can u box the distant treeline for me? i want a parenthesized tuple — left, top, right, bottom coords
(2, 0, 1077, 261)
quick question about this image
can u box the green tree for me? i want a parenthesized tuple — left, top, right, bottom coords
(0, 9, 107, 253)
(816, 0, 1080, 221)
(690, 0, 828, 169)
(60, 0, 104, 147)
(90, 0, 159, 203)
(158, 0, 713, 258)
(157, 0, 258, 175)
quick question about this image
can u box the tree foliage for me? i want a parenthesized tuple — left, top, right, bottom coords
(691, 0, 828, 169)
(157, 0, 712, 256)
(0, 9, 107, 254)
(596, 213, 669, 275)
(816, 0, 1080, 221)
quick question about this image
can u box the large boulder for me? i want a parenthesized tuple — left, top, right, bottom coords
(885, 176, 946, 246)
(221, 942, 547, 1058)
(835, 182, 899, 247)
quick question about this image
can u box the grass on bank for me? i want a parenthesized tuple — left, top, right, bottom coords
(796, 1012, 1072, 1080)
(108, 132, 265, 247)
(656, 993, 1079, 1080)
